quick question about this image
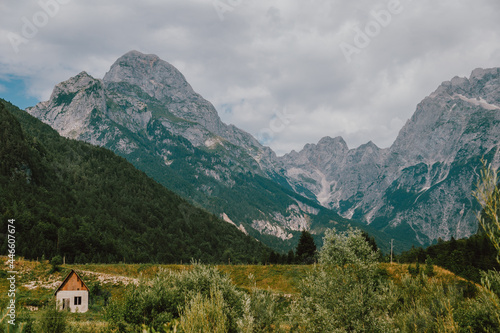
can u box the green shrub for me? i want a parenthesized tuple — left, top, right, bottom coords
(454, 290, 500, 332)
(481, 270, 500, 298)
(38, 300, 67, 333)
(391, 275, 462, 332)
(65, 321, 108, 333)
(424, 255, 435, 277)
(180, 287, 228, 333)
(17, 312, 35, 333)
(0, 308, 35, 333)
(473, 161, 500, 262)
(105, 263, 244, 332)
(50, 255, 63, 273)
(318, 227, 379, 267)
(242, 273, 285, 332)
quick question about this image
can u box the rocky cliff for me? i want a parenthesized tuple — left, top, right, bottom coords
(280, 68, 500, 245)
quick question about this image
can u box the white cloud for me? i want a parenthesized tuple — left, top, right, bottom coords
(1, 0, 499, 155)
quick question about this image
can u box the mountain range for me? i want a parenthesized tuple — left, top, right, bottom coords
(279, 68, 500, 245)
(26, 51, 500, 252)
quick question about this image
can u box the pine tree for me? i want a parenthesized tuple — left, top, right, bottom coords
(296, 230, 317, 264)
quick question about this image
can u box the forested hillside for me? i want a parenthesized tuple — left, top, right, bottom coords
(0, 100, 266, 264)
(399, 232, 500, 283)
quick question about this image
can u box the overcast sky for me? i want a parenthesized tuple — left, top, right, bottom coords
(1, 0, 499, 155)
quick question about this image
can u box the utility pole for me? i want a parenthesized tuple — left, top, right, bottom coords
(390, 239, 394, 264)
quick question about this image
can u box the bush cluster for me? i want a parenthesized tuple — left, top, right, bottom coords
(98, 227, 500, 332)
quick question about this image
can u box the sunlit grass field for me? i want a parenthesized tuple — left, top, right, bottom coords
(0, 256, 485, 331)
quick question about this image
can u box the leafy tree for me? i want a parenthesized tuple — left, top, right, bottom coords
(319, 227, 379, 267)
(362, 230, 378, 253)
(295, 230, 316, 264)
(50, 255, 63, 273)
(291, 227, 388, 332)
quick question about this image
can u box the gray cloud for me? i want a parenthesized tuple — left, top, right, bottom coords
(1, 0, 499, 155)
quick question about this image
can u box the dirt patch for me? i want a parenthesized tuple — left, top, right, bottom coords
(77, 270, 139, 286)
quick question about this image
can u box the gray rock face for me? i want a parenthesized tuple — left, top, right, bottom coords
(29, 72, 107, 142)
(103, 51, 222, 134)
(30, 51, 277, 170)
(103, 51, 276, 170)
(280, 68, 500, 245)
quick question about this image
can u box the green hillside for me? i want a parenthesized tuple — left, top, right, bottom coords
(0, 100, 266, 264)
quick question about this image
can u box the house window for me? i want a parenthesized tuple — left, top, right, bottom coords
(74, 296, 82, 306)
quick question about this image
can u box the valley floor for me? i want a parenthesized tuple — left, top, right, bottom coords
(0, 256, 495, 332)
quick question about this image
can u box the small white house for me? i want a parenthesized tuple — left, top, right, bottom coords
(54, 270, 89, 313)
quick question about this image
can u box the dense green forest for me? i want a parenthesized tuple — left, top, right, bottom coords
(0, 100, 267, 264)
(398, 233, 500, 283)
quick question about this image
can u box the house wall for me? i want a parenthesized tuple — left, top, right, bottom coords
(56, 290, 89, 313)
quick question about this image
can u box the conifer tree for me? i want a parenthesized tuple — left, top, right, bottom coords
(296, 230, 317, 264)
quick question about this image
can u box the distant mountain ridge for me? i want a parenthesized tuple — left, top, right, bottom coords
(280, 68, 500, 245)
(26, 50, 500, 249)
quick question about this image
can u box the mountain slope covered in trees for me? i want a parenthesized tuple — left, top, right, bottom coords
(0, 99, 266, 264)
(26, 51, 395, 253)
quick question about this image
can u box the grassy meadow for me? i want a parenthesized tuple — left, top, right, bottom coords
(1, 251, 498, 332)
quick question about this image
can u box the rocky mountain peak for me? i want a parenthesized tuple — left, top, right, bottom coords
(354, 141, 382, 159)
(428, 68, 500, 100)
(29, 50, 272, 171)
(391, 67, 500, 162)
(103, 50, 195, 103)
(298, 136, 348, 156)
(317, 136, 348, 148)
(50, 71, 101, 98)
(449, 76, 470, 93)
(27, 70, 106, 141)
(470, 67, 500, 83)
